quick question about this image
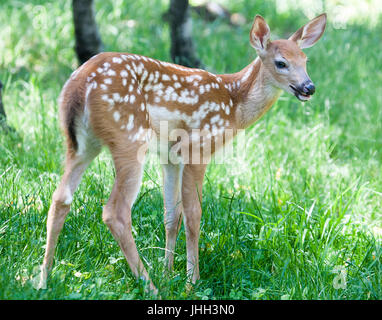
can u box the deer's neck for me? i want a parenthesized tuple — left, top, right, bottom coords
(220, 58, 282, 129)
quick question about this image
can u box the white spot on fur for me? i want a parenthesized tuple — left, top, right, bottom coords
(102, 94, 114, 107)
(154, 71, 160, 82)
(113, 93, 121, 102)
(107, 69, 116, 76)
(113, 111, 121, 122)
(148, 101, 215, 129)
(126, 114, 134, 131)
(211, 114, 220, 124)
(153, 83, 164, 92)
(112, 57, 123, 64)
(141, 70, 148, 82)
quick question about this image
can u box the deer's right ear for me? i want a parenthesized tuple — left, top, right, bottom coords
(250, 15, 271, 56)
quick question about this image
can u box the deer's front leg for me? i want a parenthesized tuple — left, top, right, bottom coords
(162, 163, 184, 271)
(181, 164, 206, 283)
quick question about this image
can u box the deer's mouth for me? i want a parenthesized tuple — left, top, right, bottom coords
(289, 85, 311, 102)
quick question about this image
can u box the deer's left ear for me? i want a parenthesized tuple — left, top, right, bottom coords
(250, 15, 271, 56)
(289, 13, 327, 49)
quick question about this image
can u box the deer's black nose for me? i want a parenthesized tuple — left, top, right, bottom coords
(303, 81, 315, 95)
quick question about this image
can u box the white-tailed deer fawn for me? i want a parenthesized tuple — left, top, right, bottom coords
(39, 14, 327, 294)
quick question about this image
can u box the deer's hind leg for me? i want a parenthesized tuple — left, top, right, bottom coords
(102, 142, 157, 293)
(39, 136, 101, 289)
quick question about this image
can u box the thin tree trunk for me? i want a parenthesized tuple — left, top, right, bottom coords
(168, 0, 202, 68)
(0, 81, 5, 121)
(0, 81, 7, 129)
(0, 81, 13, 132)
(72, 0, 104, 65)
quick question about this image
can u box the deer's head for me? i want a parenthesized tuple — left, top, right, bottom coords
(250, 14, 327, 101)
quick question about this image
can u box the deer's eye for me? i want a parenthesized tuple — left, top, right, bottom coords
(275, 60, 287, 69)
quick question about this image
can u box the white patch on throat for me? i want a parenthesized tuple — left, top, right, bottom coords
(239, 81, 281, 127)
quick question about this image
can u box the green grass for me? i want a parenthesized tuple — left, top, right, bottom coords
(0, 0, 381, 299)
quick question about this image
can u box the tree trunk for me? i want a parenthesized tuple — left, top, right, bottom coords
(0, 81, 5, 121)
(72, 0, 104, 65)
(168, 0, 202, 68)
(0, 81, 13, 132)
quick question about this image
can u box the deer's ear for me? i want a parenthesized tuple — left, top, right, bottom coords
(250, 15, 271, 55)
(289, 13, 327, 49)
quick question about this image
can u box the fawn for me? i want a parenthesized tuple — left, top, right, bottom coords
(38, 14, 327, 293)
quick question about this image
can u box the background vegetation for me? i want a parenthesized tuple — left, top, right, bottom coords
(0, 0, 381, 299)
